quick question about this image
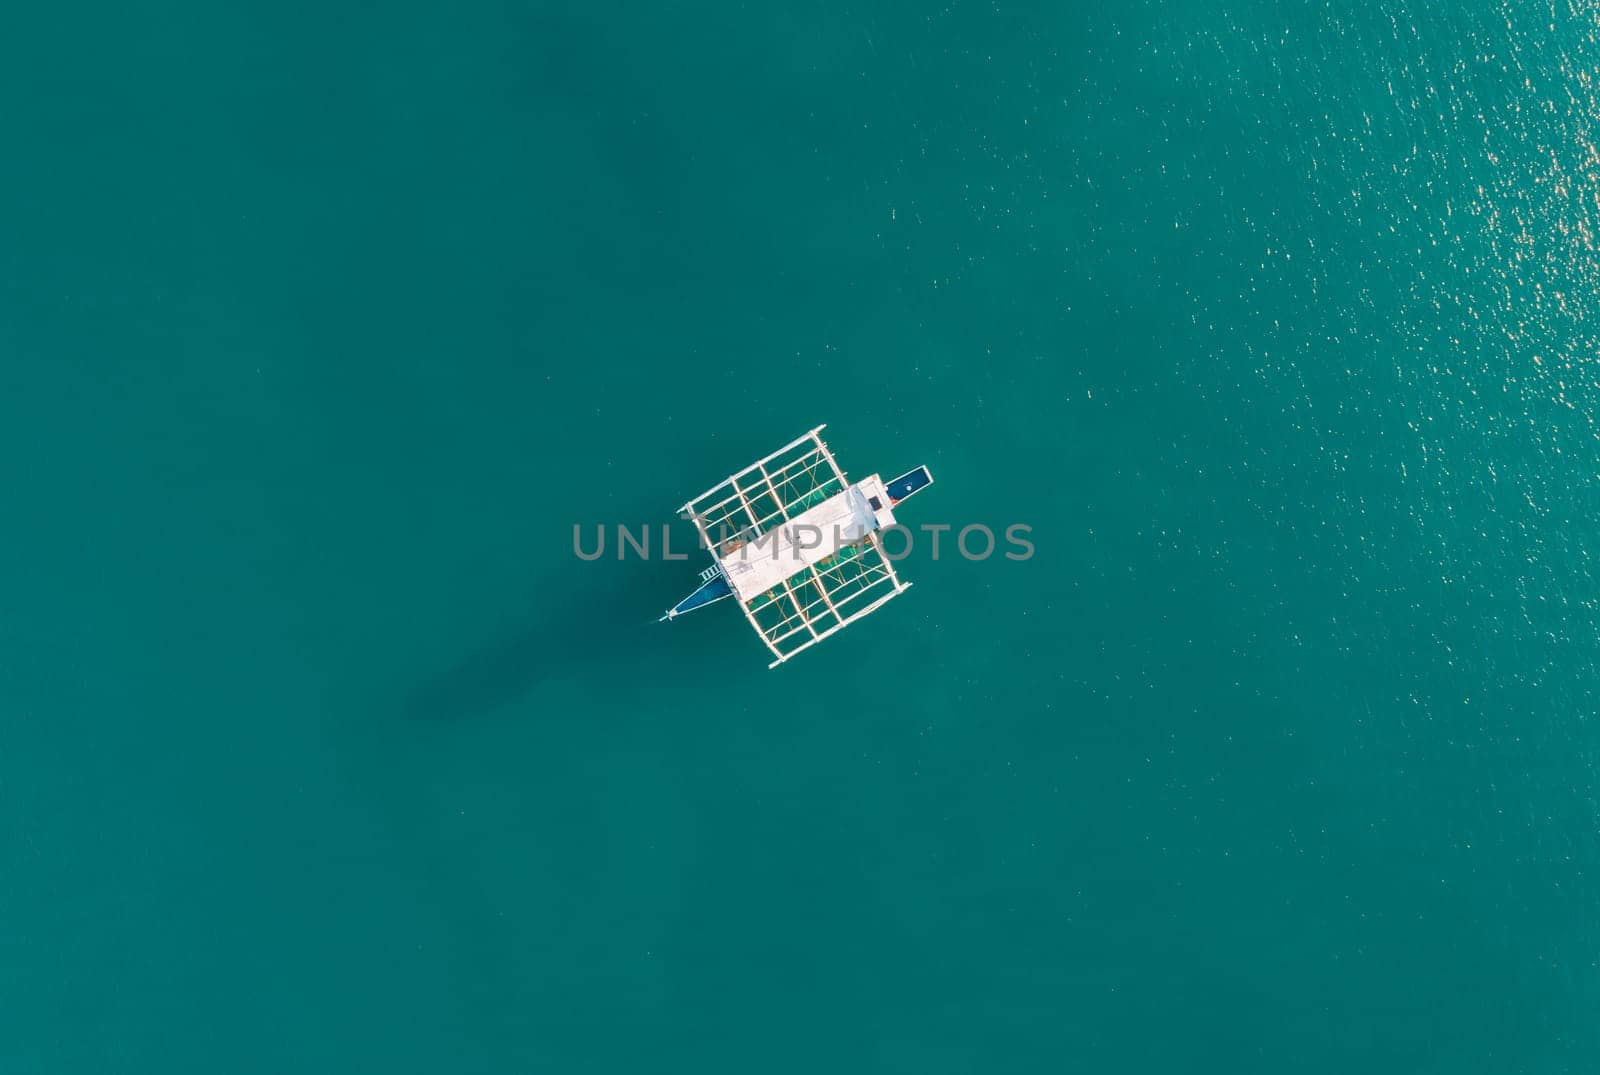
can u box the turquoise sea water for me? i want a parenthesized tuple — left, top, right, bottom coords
(5, 1, 1599, 1070)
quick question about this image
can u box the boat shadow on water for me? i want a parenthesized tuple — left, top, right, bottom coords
(400, 560, 713, 723)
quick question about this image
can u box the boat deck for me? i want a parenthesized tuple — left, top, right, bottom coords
(885, 465, 934, 503)
(716, 475, 895, 602)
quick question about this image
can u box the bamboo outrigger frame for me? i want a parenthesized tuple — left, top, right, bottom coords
(671, 424, 927, 668)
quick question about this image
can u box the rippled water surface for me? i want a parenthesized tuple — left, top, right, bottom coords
(2, 1, 1596, 1071)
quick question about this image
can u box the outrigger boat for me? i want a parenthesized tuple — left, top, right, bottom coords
(659, 425, 934, 667)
